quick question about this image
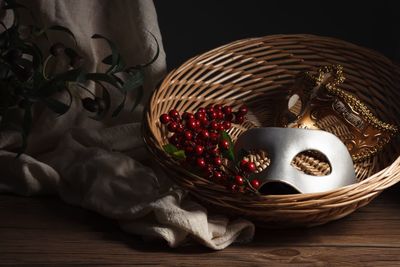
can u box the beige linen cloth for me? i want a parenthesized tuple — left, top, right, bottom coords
(0, 0, 254, 249)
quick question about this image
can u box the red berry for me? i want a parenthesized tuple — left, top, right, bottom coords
(168, 134, 179, 145)
(169, 109, 180, 119)
(223, 121, 231, 130)
(195, 145, 204, 155)
(217, 123, 225, 132)
(182, 112, 194, 120)
(195, 127, 202, 134)
(200, 117, 209, 127)
(194, 135, 205, 145)
(208, 146, 220, 156)
(203, 166, 214, 177)
(219, 140, 230, 150)
(240, 159, 248, 170)
(229, 184, 238, 192)
(167, 122, 178, 132)
(251, 179, 260, 189)
(185, 146, 194, 154)
(213, 157, 222, 166)
(235, 115, 244, 124)
(196, 157, 206, 168)
(176, 123, 184, 133)
(225, 113, 234, 122)
(217, 111, 224, 120)
(187, 119, 198, 130)
(235, 175, 244, 185)
(206, 106, 215, 114)
(213, 171, 222, 180)
(195, 111, 206, 120)
(238, 105, 248, 115)
(247, 162, 257, 172)
(198, 107, 206, 113)
(204, 153, 212, 160)
(209, 132, 219, 144)
(210, 121, 218, 130)
(214, 104, 223, 111)
(223, 106, 232, 115)
(209, 111, 218, 120)
(184, 130, 193, 140)
(160, 114, 171, 124)
(199, 130, 210, 140)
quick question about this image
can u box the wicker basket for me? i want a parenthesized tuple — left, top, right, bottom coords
(143, 34, 400, 227)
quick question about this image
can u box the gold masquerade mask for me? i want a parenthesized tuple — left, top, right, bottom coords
(277, 65, 398, 162)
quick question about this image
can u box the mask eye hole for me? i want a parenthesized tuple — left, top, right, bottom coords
(288, 93, 302, 116)
(291, 150, 332, 176)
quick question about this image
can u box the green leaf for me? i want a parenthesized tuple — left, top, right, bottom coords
(48, 25, 77, 46)
(30, 25, 48, 41)
(102, 55, 113, 65)
(220, 131, 235, 161)
(163, 143, 178, 154)
(85, 73, 121, 90)
(16, 42, 43, 70)
(163, 144, 185, 160)
(113, 57, 125, 73)
(64, 47, 78, 58)
(0, 21, 9, 33)
(125, 32, 159, 73)
(92, 34, 120, 74)
(102, 55, 126, 73)
(172, 150, 186, 160)
(42, 97, 70, 115)
(39, 68, 84, 96)
(56, 68, 83, 81)
(111, 91, 126, 117)
(89, 82, 111, 120)
(122, 69, 144, 92)
(111, 73, 124, 85)
(14, 58, 32, 70)
(17, 103, 32, 157)
(223, 147, 235, 161)
(0, 61, 12, 79)
(64, 87, 73, 110)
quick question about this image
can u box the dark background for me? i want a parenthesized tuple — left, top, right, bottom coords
(154, 0, 400, 70)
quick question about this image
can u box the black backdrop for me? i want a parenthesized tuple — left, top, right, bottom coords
(154, 0, 399, 70)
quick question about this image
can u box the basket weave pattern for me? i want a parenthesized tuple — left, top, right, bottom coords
(144, 34, 400, 227)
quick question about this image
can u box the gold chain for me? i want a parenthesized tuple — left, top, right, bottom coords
(305, 65, 398, 135)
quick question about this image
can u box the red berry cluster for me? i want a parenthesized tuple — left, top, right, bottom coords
(160, 104, 260, 192)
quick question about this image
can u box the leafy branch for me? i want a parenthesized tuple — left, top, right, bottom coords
(0, 0, 159, 155)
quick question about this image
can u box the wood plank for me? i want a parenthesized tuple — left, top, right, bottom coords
(0, 184, 399, 266)
(1, 247, 399, 266)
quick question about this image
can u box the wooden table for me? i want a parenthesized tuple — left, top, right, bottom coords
(1, 184, 399, 266)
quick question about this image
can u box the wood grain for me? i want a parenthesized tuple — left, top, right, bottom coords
(1, 184, 400, 266)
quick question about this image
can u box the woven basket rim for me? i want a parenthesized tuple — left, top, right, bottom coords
(171, 34, 398, 75)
